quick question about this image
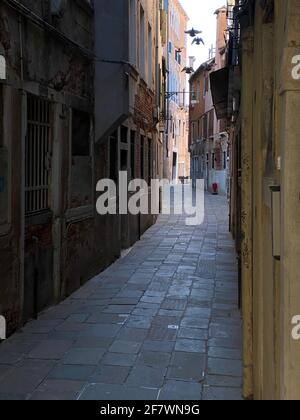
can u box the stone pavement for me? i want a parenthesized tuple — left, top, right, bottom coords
(0, 194, 242, 400)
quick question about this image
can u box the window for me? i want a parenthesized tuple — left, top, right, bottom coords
(72, 109, 90, 156)
(71, 109, 92, 207)
(148, 138, 152, 184)
(204, 75, 209, 95)
(208, 110, 214, 138)
(148, 25, 152, 87)
(121, 125, 128, 144)
(130, 131, 136, 179)
(121, 149, 128, 172)
(212, 153, 215, 169)
(203, 114, 208, 139)
(0, 85, 8, 228)
(191, 86, 196, 102)
(182, 88, 186, 107)
(223, 151, 227, 170)
(139, 6, 145, 78)
(220, 118, 227, 133)
(129, 0, 137, 65)
(109, 131, 118, 184)
(25, 95, 52, 214)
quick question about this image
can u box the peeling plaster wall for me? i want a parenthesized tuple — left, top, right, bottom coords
(1, 0, 163, 336)
(0, 0, 102, 333)
(230, 0, 300, 400)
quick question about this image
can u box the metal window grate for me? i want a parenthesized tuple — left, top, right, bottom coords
(25, 95, 52, 214)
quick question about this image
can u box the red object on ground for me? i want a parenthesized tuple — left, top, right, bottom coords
(212, 183, 218, 194)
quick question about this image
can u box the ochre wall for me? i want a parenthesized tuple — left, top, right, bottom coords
(236, 0, 300, 400)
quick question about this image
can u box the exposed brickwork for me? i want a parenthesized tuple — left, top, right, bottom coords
(25, 223, 53, 248)
(134, 82, 155, 133)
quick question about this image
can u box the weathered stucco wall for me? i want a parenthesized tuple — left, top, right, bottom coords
(231, 0, 300, 400)
(1, 0, 164, 335)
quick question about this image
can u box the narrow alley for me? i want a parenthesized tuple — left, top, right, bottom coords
(0, 195, 242, 401)
(3, 0, 299, 402)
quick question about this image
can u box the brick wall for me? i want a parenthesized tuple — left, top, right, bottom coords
(133, 81, 156, 183)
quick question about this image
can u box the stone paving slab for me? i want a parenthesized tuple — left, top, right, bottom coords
(0, 194, 243, 400)
(158, 380, 203, 401)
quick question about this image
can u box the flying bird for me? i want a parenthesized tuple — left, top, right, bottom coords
(182, 67, 194, 75)
(185, 28, 202, 38)
(192, 37, 205, 46)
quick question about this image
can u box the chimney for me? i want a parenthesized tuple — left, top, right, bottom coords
(215, 6, 227, 69)
(189, 56, 196, 68)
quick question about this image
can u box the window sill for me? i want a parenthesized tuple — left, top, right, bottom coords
(65, 205, 94, 224)
(0, 223, 11, 238)
(25, 210, 52, 227)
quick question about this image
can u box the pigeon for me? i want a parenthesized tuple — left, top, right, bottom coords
(185, 28, 202, 38)
(182, 67, 194, 74)
(192, 37, 205, 46)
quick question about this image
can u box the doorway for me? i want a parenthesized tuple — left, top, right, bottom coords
(172, 152, 177, 180)
(23, 95, 54, 322)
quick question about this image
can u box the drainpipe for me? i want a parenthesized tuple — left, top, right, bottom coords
(155, 0, 160, 109)
(18, 13, 26, 326)
(166, 2, 170, 177)
(19, 14, 24, 81)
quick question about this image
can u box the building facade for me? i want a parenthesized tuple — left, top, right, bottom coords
(164, 0, 189, 182)
(189, 7, 229, 194)
(212, 0, 300, 400)
(0, 0, 95, 334)
(95, 0, 165, 249)
(0, 0, 165, 336)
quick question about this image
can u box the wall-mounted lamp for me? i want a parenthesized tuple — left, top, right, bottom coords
(0, 55, 6, 80)
(270, 185, 281, 260)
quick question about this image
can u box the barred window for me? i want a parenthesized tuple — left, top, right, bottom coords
(25, 95, 52, 214)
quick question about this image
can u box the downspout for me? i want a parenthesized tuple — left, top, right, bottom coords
(19, 14, 24, 81)
(166, 1, 170, 174)
(18, 13, 26, 325)
(155, 0, 160, 109)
